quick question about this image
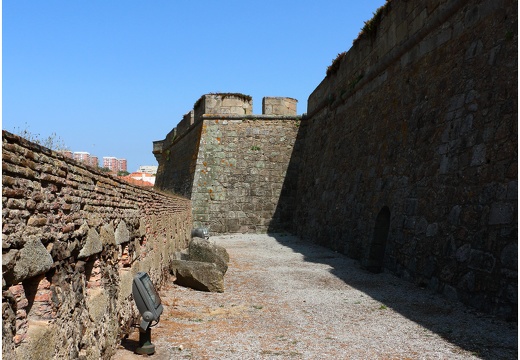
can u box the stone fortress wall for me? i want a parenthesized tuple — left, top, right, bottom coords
(154, 94, 302, 233)
(2, 131, 192, 359)
(2, 1, 516, 358)
(155, 0, 517, 319)
(295, 0, 517, 319)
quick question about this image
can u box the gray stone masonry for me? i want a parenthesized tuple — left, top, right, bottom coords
(155, 93, 302, 234)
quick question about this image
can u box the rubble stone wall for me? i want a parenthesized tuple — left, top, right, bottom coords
(2, 131, 192, 359)
(294, 0, 517, 319)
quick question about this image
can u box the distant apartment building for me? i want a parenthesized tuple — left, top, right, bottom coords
(73, 151, 90, 163)
(103, 156, 127, 172)
(119, 159, 127, 172)
(70, 152, 99, 168)
(59, 150, 126, 171)
(103, 157, 117, 171)
(89, 156, 99, 168)
(61, 150, 73, 159)
(137, 165, 158, 174)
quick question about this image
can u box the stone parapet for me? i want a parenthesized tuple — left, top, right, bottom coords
(2, 131, 192, 359)
(194, 93, 253, 121)
(177, 110, 194, 135)
(262, 97, 298, 115)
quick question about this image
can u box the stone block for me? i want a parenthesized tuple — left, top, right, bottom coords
(78, 227, 102, 259)
(86, 288, 109, 322)
(189, 237, 229, 274)
(171, 260, 224, 293)
(455, 243, 471, 263)
(470, 143, 486, 166)
(468, 250, 496, 273)
(506, 181, 517, 200)
(100, 224, 115, 246)
(4, 239, 53, 285)
(15, 321, 57, 360)
(500, 243, 517, 269)
(115, 220, 130, 245)
(488, 202, 514, 225)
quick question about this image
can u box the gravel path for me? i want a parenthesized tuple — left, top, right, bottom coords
(114, 234, 517, 359)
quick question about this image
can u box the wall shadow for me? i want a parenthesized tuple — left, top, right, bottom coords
(154, 121, 203, 198)
(267, 232, 517, 360)
(267, 116, 307, 233)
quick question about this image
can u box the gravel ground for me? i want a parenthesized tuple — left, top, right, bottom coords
(113, 233, 517, 360)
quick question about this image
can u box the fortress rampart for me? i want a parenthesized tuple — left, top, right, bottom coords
(2, 131, 192, 359)
(154, 93, 301, 233)
(154, 0, 517, 319)
(294, 0, 517, 318)
(2, 1, 516, 358)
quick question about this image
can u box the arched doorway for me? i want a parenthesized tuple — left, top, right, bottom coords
(366, 206, 391, 273)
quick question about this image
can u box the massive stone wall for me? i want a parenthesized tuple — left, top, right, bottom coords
(294, 0, 517, 318)
(192, 115, 301, 233)
(155, 94, 301, 233)
(2, 131, 192, 359)
(152, 0, 516, 318)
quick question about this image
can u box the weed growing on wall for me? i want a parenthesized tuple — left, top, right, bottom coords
(11, 122, 69, 151)
(326, 52, 347, 77)
(353, 0, 392, 46)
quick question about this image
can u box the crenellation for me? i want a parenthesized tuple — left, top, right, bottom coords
(194, 93, 253, 121)
(177, 110, 194, 135)
(262, 97, 298, 116)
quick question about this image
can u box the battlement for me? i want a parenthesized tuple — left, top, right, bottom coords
(177, 110, 194, 135)
(192, 93, 298, 119)
(153, 94, 299, 159)
(194, 93, 253, 119)
(262, 97, 298, 116)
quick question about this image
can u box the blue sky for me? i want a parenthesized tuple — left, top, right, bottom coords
(3, 1, 386, 171)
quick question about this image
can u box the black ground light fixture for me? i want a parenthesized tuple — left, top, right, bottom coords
(132, 272, 164, 355)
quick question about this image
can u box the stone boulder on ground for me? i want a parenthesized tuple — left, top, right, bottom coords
(189, 237, 229, 274)
(171, 260, 224, 293)
(170, 237, 230, 292)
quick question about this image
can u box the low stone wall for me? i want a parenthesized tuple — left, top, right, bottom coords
(2, 131, 192, 359)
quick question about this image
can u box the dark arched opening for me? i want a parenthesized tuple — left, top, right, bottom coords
(366, 206, 391, 273)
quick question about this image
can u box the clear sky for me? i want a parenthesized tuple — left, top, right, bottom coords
(3, 1, 386, 172)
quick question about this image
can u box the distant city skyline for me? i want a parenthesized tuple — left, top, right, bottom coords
(62, 150, 134, 172)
